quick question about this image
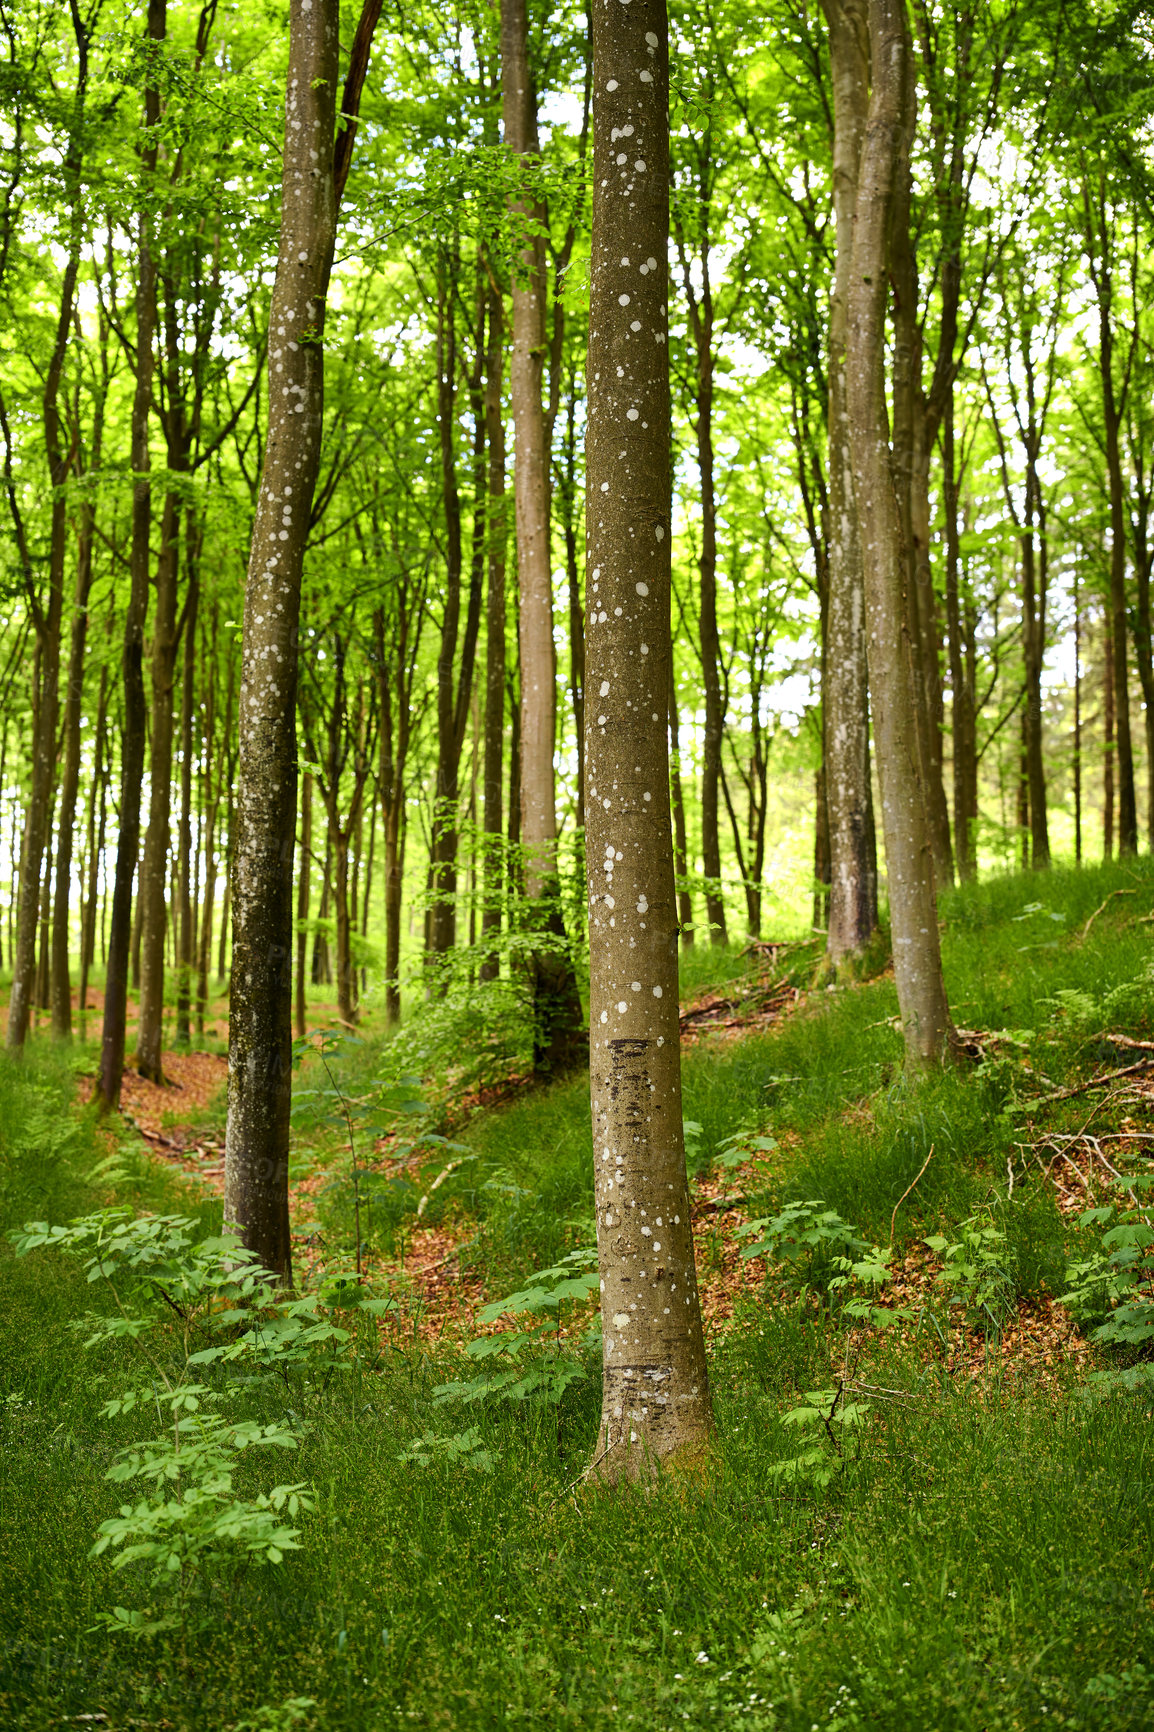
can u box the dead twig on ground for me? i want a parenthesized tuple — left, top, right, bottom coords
(890, 1146, 934, 1245)
(1077, 888, 1136, 943)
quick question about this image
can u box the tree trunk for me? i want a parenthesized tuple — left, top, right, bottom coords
(95, 0, 164, 1106)
(136, 492, 181, 1081)
(480, 281, 506, 982)
(668, 643, 693, 947)
(942, 400, 977, 879)
(1103, 603, 1115, 861)
(224, 0, 339, 1283)
(822, 0, 879, 969)
(295, 771, 311, 1039)
(8, 210, 82, 1047)
(49, 483, 97, 1037)
(175, 558, 198, 1046)
(80, 666, 109, 1026)
(1087, 192, 1137, 854)
(503, 0, 584, 1071)
(586, 0, 711, 1480)
(847, 0, 955, 1071)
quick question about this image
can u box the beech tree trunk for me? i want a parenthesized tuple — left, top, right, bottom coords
(95, 0, 164, 1107)
(586, 0, 711, 1479)
(823, 0, 878, 971)
(942, 403, 977, 878)
(480, 280, 506, 982)
(294, 771, 311, 1039)
(224, 0, 340, 1282)
(8, 100, 85, 1048)
(502, 0, 584, 1072)
(136, 492, 181, 1080)
(49, 471, 97, 1037)
(847, 0, 955, 1071)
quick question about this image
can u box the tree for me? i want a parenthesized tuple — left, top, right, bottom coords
(822, 0, 878, 972)
(846, 0, 955, 1069)
(502, 0, 585, 1072)
(224, 0, 380, 1281)
(585, 0, 711, 1477)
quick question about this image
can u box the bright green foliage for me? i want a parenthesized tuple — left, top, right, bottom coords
(434, 1249, 599, 1407)
(1064, 1174, 1154, 1387)
(926, 1213, 1019, 1336)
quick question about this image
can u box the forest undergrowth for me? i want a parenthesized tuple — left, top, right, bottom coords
(2, 859, 1153, 1731)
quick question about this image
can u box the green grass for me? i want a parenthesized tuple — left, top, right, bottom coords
(2, 859, 1154, 1728)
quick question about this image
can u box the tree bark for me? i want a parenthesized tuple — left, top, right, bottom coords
(49, 467, 97, 1037)
(847, 0, 955, 1071)
(224, 0, 339, 1283)
(823, 0, 878, 970)
(503, 0, 585, 1071)
(586, 0, 711, 1479)
(668, 642, 693, 946)
(942, 402, 977, 878)
(480, 280, 506, 981)
(294, 770, 311, 1039)
(174, 551, 198, 1045)
(8, 94, 85, 1047)
(136, 491, 181, 1081)
(95, 0, 164, 1106)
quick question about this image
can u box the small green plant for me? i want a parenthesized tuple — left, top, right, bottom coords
(926, 1210, 1017, 1334)
(8, 1209, 368, 1633)
(738, 1199, 868, 1298)
(1063, 1170, 1154, 1388)
(770, 1382, 871, 1487)
(433, 1248, 599, 1406)
(713, 1124, 778, 1172)
(398, 1426, 495, 1470)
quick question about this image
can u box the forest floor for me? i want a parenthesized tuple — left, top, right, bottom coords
(3, 858, 1154, 1730)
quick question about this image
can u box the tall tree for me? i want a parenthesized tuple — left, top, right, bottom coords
(847, 0, 955, 1069)
(502, 0, 584, 1072)
(585, 0, 711, 1478)
(224, 0, 380, 1280)
(94, 0, 164, 1105)
(822, 0, 878, 973)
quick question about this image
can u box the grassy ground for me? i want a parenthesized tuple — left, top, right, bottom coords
(1, 860, 1153, 1729)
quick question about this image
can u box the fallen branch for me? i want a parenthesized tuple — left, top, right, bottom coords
(890, 1145, 934, 1245)
(416, 1155, 472, 1219)
(1101, 1032, 1154, 1055)
(1077, 888, 1136, 943)
(1018, 1055, 1154, 1110)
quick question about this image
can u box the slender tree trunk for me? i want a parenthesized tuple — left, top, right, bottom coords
(136, 493, 181, 1080)
(586, 0, 711, 1480)
(684, 255, 727, 947)
(50, 491, 97, 1036)
(80, 667, 109, 1025)
(847, 0, 955, 1070)
(823, 0, 879, 967)
(668, 643, 693, 947)
(908, 409, 954, 885)
(1103, 603, 1116, 861)
(8, 237, 81, 1047)
(943, 401, 976, 879)
(174, 560, 198, 1045)
(480, 282, 506, 982)
(1020, 520, 1050, 868)
(35, 794, 55, 1015)
(503, 0, 584, 1071)
(1089, 217, 1138, 853)
(95, 0, 164, 1105)
(430, 274, 465, 961)
(224, 0, 339, 1283)
(295, 771, 311, 1039)
(1074, 563, 1083, 863)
